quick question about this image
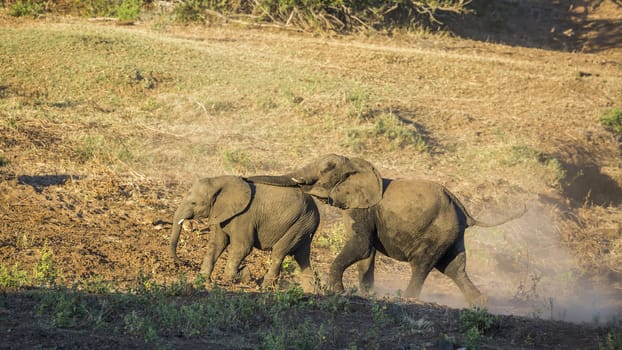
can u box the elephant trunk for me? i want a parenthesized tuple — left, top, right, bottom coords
(170, 205, 193, 264)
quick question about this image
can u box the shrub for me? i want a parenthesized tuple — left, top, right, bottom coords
(32, 243, 58, 287)
(460, 306, 498, 349)
(9, 0, 44, 17)
(600, 107, 622, 135)
(0, 263, 30, 288)
(116, 0, 142, 21)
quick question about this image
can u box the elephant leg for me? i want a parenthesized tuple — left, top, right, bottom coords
(436, 245, 483, 305)
(200, 225, 229, 282)
(356, 248, 376, 293)
(328, 210, 374, 294)
(262, 226, 305, 289)
(262, 249, 286, 290)
(224, 237, 253, 283)
(292, 239, 316, 292)
(404, 261, 433, 298)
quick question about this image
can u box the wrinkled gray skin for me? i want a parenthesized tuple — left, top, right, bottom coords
(171, 175, 319, 290)
(248, 154, 526, 303)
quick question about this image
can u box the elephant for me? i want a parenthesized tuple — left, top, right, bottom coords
(170, 175, 320, 291)
(247, 154, 526, 304)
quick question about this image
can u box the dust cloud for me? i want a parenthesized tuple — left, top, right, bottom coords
(371, 201, 622, 323)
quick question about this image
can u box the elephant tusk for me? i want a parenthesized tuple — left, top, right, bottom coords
(292, 177, 306, 184)
(177, 219, 185, 225)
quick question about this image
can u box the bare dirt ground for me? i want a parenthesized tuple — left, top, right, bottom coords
(1, 1, 622, 349)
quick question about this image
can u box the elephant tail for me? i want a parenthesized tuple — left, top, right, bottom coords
(467, 203, 527, 227)
(444, 188, 527, 228)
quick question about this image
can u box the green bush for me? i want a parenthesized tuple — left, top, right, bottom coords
(0, 263, 30, 288)
(116, 0, 142, 21)
(9, 0, 44, 17)
(81, 0, 141, 19)
(32, 243, 58, 287)
(460, 306, 498, 350)
(600, 107, 622, 135)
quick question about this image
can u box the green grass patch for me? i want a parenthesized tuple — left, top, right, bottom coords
(600, 108, 622, 135)
(346, 112, 428, 152)
(460, 142, 567, 188)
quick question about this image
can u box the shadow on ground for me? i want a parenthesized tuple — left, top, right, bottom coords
(446, 0, 622, 52)
(17, 175, 83, 193)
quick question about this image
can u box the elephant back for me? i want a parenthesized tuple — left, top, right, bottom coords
(250, 183, 318, 223)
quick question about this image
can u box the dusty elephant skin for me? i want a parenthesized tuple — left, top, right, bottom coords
(170, 175, 320, 290)
(248, 154, 526, 303)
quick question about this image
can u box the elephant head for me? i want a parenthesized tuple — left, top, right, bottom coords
(170, 176, 251, 264)
(248, 154, 383, 209)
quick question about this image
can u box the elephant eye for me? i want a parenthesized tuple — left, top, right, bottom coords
(320, 161, 336, 174)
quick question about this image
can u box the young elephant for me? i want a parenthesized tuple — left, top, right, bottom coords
(248, 154, 526, 304)
(170, 175, 320, 290)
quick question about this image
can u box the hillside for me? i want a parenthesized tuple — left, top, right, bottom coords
(1, 2, 621, 348)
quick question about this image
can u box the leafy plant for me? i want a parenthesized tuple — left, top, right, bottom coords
(316, 223, 347, 253)
(261, 319, 327, 350)
(600, 107, 622, 135)
(75, 275, 113, 294)
(273, 285, 305, 308)
(459, 306, 498, 350)
(32, 243, 57, 287)
(281, 255, 301, 276)
(124, 310, 159, 342)
(601, 328, 622, 350)
(116, 0, 142, 21)
(371, 298, 389, 326)
(39, 290, 89, 328)
(0, 263, 30, 288)
(81, 0, 141, 19)
(9, 0, 44, 17)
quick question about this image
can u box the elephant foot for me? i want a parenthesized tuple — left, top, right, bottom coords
(261, 275, 279, 290)
(359, 281, 374, 294)
(467, 293, 488, 307)
(296, 271, 320, 293)
(238, 267, 252, 283)
(223, 266, 252, 284)
(326, 280, 345, 295)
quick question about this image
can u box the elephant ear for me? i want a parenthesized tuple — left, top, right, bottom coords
(328, 157, 383, 209)
(209, 176, 252, 224)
